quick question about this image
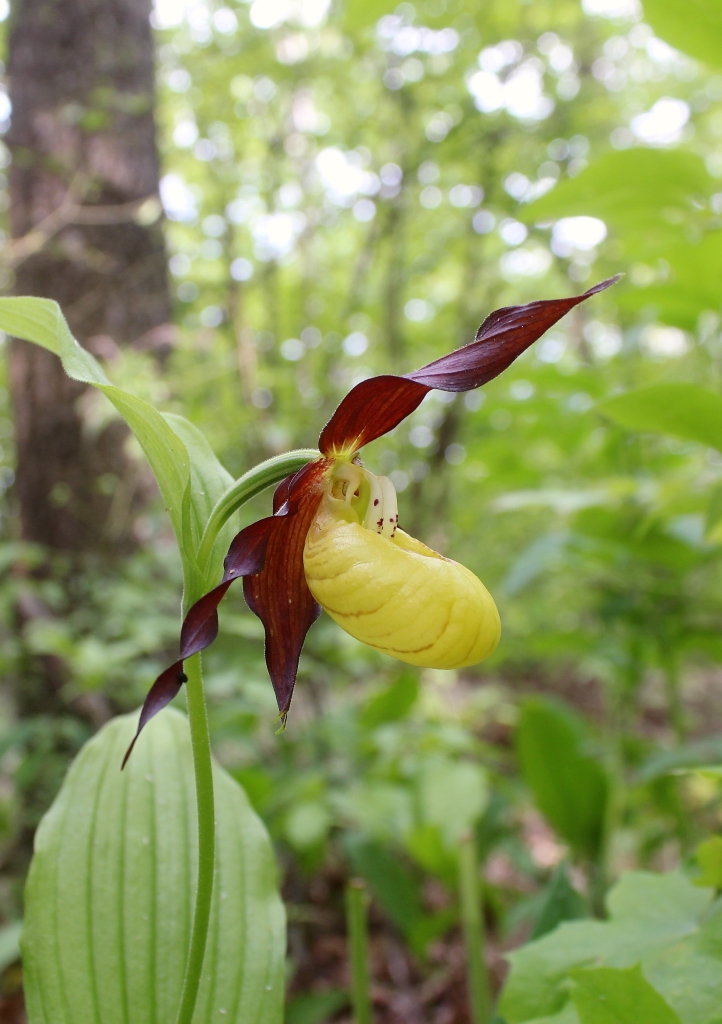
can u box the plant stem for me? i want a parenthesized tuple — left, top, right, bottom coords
(458, 832, 491, 1024)
(346, 879, 373, 1024)
(175, 653, 215, 1024)
(197, 448, 320, 571)
(175, 447, 321, 1022)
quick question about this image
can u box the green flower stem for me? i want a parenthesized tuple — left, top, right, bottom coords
(197, 448, 320, 572)
(176, 448, 321, 1024)
(458, 831, 491, 1024)
(175, 653, 214, 1024)
(345, 879, 373, 1024)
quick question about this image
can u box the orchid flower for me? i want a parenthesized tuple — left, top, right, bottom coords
(123, 276, 618, 765)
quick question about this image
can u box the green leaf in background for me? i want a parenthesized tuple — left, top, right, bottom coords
(22, 709, 285, 1024)
(285, 990, 349, 1024)
(531, 864, 589, 941)
(417, 756, 488, 847)
(619, 232, 722, 330)
(359, 672, 419, 730)
(343, 833, 456, 955)
(343, 0, 395, 31)
(500, 871, 716, 1024)
(641, 0, 722, 71)
(345, 835, 423, 936)
(695, 836, 722, 889)
(600, 384, 722, 454)
(636, 735, 722, 782)
(522, 148, 722, 330)
(0, 921, 22, 974)
(522, 150, 712, 256)
(517, 698, 609, 862)
(525, 1006, 580, 1024)
(571, 965, 681, 1024)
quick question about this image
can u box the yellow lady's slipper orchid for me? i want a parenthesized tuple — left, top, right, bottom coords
(125, 276, 618, 761)
(303, 462, 500, 668)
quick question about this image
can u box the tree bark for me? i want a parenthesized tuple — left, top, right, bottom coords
(6, 0, 171, 553)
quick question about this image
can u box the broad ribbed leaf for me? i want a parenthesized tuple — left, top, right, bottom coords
(22, 709, 285, 1024)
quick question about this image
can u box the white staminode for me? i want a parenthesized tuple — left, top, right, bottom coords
(330, 463, 399, 539)
(362, 470, 398, 538)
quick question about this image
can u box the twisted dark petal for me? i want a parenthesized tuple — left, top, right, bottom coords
(122, 515, 280, 767)
(319, 276, 620, 455)
(318, 376, 429, 457)
(121, 660, 188, 769)
(408, 276, 622, 390)
(243, 460, 329, 718)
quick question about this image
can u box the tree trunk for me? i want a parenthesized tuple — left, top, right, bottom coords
(6, 0, 171, 553)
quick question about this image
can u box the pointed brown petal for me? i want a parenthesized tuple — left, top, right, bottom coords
(176, 515, 280, 661)
(122, 515, 280, 767)
(221, 515, 278, 582)
(319, 277, 620, 455)
(319, 375, 429, 456)
(122, 659, 187, 769)
(407, 276, 621, 391)
(243, 460, 330, 716)
(272, 472, 295, 513)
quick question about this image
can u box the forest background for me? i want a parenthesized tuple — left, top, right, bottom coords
(1, 0, 722, 1020)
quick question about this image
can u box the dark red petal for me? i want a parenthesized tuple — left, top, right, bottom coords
(319, 277, 620, 455)
(122, 516, 279, 767)
(121, 659, 187, 769)
(273, 472, 294, 513)
(243, 460, 330, 717)
(407, 276, 622, 390)
(222, 515, 278, 582)
(319, 376, 429, 457)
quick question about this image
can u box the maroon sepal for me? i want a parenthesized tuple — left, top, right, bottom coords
(408, 276, 621, 390)
(243, 459, 330, 718)
(122, 515, 280, 767)
(121, 659, 188, 769)
(319, 276, 620, 455)
(318, 376, 429, 458)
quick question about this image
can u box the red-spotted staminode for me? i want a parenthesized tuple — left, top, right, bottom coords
(123, 276, 618, 765)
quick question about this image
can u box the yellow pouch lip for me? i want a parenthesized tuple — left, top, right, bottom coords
(304, 502, 500, 669)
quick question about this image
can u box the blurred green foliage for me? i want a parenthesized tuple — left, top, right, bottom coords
(2, 0, 722, 1014)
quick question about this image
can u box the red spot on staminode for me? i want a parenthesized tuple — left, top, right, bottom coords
(374, 498, 379, 506)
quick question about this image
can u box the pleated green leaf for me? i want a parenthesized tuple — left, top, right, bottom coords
(22, 709, 285, 1024)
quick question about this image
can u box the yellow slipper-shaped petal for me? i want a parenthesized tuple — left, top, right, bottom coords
(303, 497, 500, 669)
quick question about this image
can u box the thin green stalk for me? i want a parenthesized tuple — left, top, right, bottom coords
(458, 832, 491, 1024)
(175, 448, 323, 1023)
(345, 879, 372, 1024)
(175, 653, 215, 1024)
(197, 448, 320, 571)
